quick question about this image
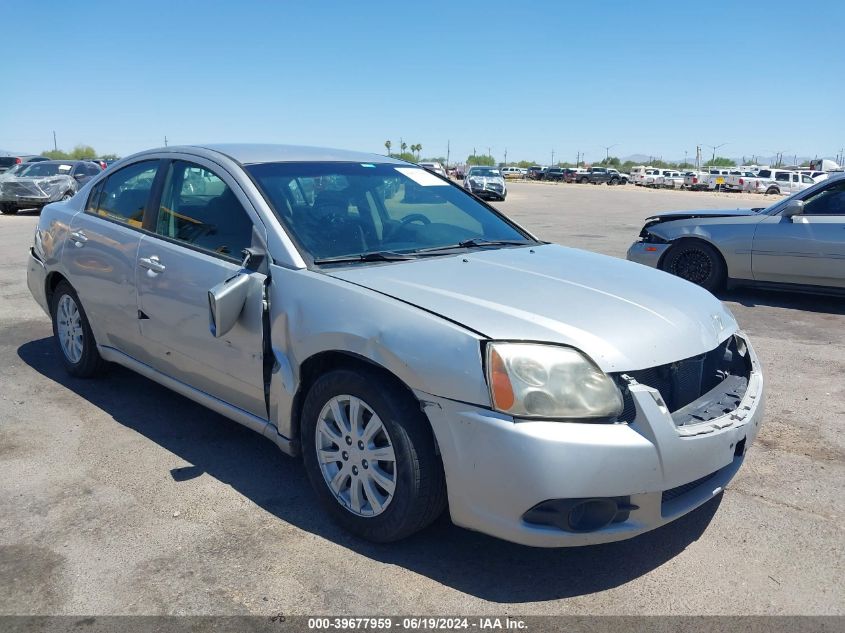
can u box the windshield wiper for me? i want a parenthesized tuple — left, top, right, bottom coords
(313, 251, 416, 265)
(414, 239, 533, 254)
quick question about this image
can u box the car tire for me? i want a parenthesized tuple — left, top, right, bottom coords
(301, 368, 447, 543)
(1, 204, 18, 215)
(50, 281, 105, 377)
(609, 179, 618, 186)
(765, 186, 779, 195)
(61, 192, 73, 201)
(662, 240, 726, 293)
(579, 177, 589, 184)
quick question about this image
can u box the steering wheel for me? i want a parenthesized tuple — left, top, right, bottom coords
(398, 213, 431, 228)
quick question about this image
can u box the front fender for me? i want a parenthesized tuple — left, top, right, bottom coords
(267, 264, 490, 439)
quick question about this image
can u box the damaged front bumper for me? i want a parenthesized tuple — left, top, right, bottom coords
(419, 332, 764, 547)
(627, 240, 670, 268)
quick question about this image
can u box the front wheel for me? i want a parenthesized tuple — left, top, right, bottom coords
(579, 177, 589, 184)
(1, 204, 18, 215)
(301, 368, 447, 542)
(50, 281, 105, 377)
(662, 241, 725, 293)
(765, 186, 779, 195)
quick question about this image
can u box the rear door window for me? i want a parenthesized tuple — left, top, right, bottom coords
(87, 160, 159, 228)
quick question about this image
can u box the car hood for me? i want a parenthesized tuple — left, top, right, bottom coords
(647, 208, 758, 222)
(327, 244, 737, 372)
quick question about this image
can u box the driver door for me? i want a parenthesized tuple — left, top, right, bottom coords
(135, 158, 269, 418)
(752, 180, 845, 287)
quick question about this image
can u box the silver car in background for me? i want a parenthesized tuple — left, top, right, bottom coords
(463, 165, 507, 201)
(28, 144, 763, 547)
(628, 174, 845, 293)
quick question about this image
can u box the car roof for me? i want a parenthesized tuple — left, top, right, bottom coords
(150, 143, 408, 166)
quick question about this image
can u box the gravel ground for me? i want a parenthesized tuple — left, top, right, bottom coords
(0, 183, 842, 616)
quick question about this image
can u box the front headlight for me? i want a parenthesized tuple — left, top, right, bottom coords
(486, 342, 623, 420)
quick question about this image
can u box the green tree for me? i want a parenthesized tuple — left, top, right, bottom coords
(597, 156, 622, 168)
(70, 145, 97, 159)
(516, 160, 535, 168)
(384, 140, 392, 156)
(100, 153, 120, 161)
(421, 156, 447, 164)
(467, 153, 495, 166)
(400, 141, 407, 154)
(42, 149, 71, 159)
(395, 152, 416, 163)
(704, 156, 736, 167)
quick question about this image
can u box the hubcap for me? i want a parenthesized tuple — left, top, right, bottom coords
(315, 394, 397, 517)
(56, 294, 84, 364)
(672, 249, 712, 284)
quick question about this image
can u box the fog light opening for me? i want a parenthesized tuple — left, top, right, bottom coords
(568, 499, 619, 532)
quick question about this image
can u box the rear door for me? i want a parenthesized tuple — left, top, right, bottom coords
(135, 158, 268, 418)
(64, 160, 161, 358)
(752, 179, 845, 287)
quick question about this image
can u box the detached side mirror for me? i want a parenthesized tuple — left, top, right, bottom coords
(208, 274, 251, 338)
(782, 199, 804, 220)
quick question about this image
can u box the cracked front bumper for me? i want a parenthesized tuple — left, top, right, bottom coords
(419, 336, 764, 547)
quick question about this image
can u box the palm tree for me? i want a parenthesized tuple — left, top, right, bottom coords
(384, 140, 392, 156)
(414, 144, 422, 160)
(400, 141, 407, 155)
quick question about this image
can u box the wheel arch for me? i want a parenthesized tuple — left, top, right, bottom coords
(290, 350, 428, 447)
(44, 271, 71, 308)
(659, 235, 730, 279)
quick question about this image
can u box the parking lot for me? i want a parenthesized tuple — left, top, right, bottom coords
(1, 182, 842, 616)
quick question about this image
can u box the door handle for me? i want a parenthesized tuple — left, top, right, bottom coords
(138, 255, 166, 274)
(69, 231, 88, 247)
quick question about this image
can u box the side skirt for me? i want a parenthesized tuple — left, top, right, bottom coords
(98, 345, 298, 456)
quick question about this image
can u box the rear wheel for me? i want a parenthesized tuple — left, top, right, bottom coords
(765, 186, 779, 195)
(301, 368, 447, 542)
(50, 281, 105, 377)
(662, 240, 726, 293)
(579, 177, 589, 184)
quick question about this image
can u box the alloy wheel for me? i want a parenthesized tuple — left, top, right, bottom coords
(672, 249, 712, 284)
(56, 294, 84, 363)
(315, 394, 397, 517)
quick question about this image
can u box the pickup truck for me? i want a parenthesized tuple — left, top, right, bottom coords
(657, 171, 686, 189)
(723, 171, 757, 192)
(739, 169, 816, 195)
(576, 167, 627, 185)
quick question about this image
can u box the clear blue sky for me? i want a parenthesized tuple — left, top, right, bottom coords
(2, 1, 843, 164)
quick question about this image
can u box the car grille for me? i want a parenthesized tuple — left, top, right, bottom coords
(661, 470, 719, 503)
(615, 335, 751, 425)
(485, 183, 503, 192)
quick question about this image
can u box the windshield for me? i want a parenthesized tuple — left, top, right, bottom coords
(17, 163, 72, 177)
(247, 162, 531, 262)
(468, 168, 501, 178)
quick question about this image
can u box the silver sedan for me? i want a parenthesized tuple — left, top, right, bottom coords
(628, 174, 845, 293)
(27, 144, 763, 546)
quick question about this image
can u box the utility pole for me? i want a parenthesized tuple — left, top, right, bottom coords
(603, 143, 618, 162)
(504, 148, 508, 165)
(684, 151, 688, 167)
(446, 140, 450, 169)
(551, 149, 555, 165)
(576, 151, 580, 167)
(706, 142, 727, 164)
(53, 131, 57, 152)
(164, 135, 168, 147)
